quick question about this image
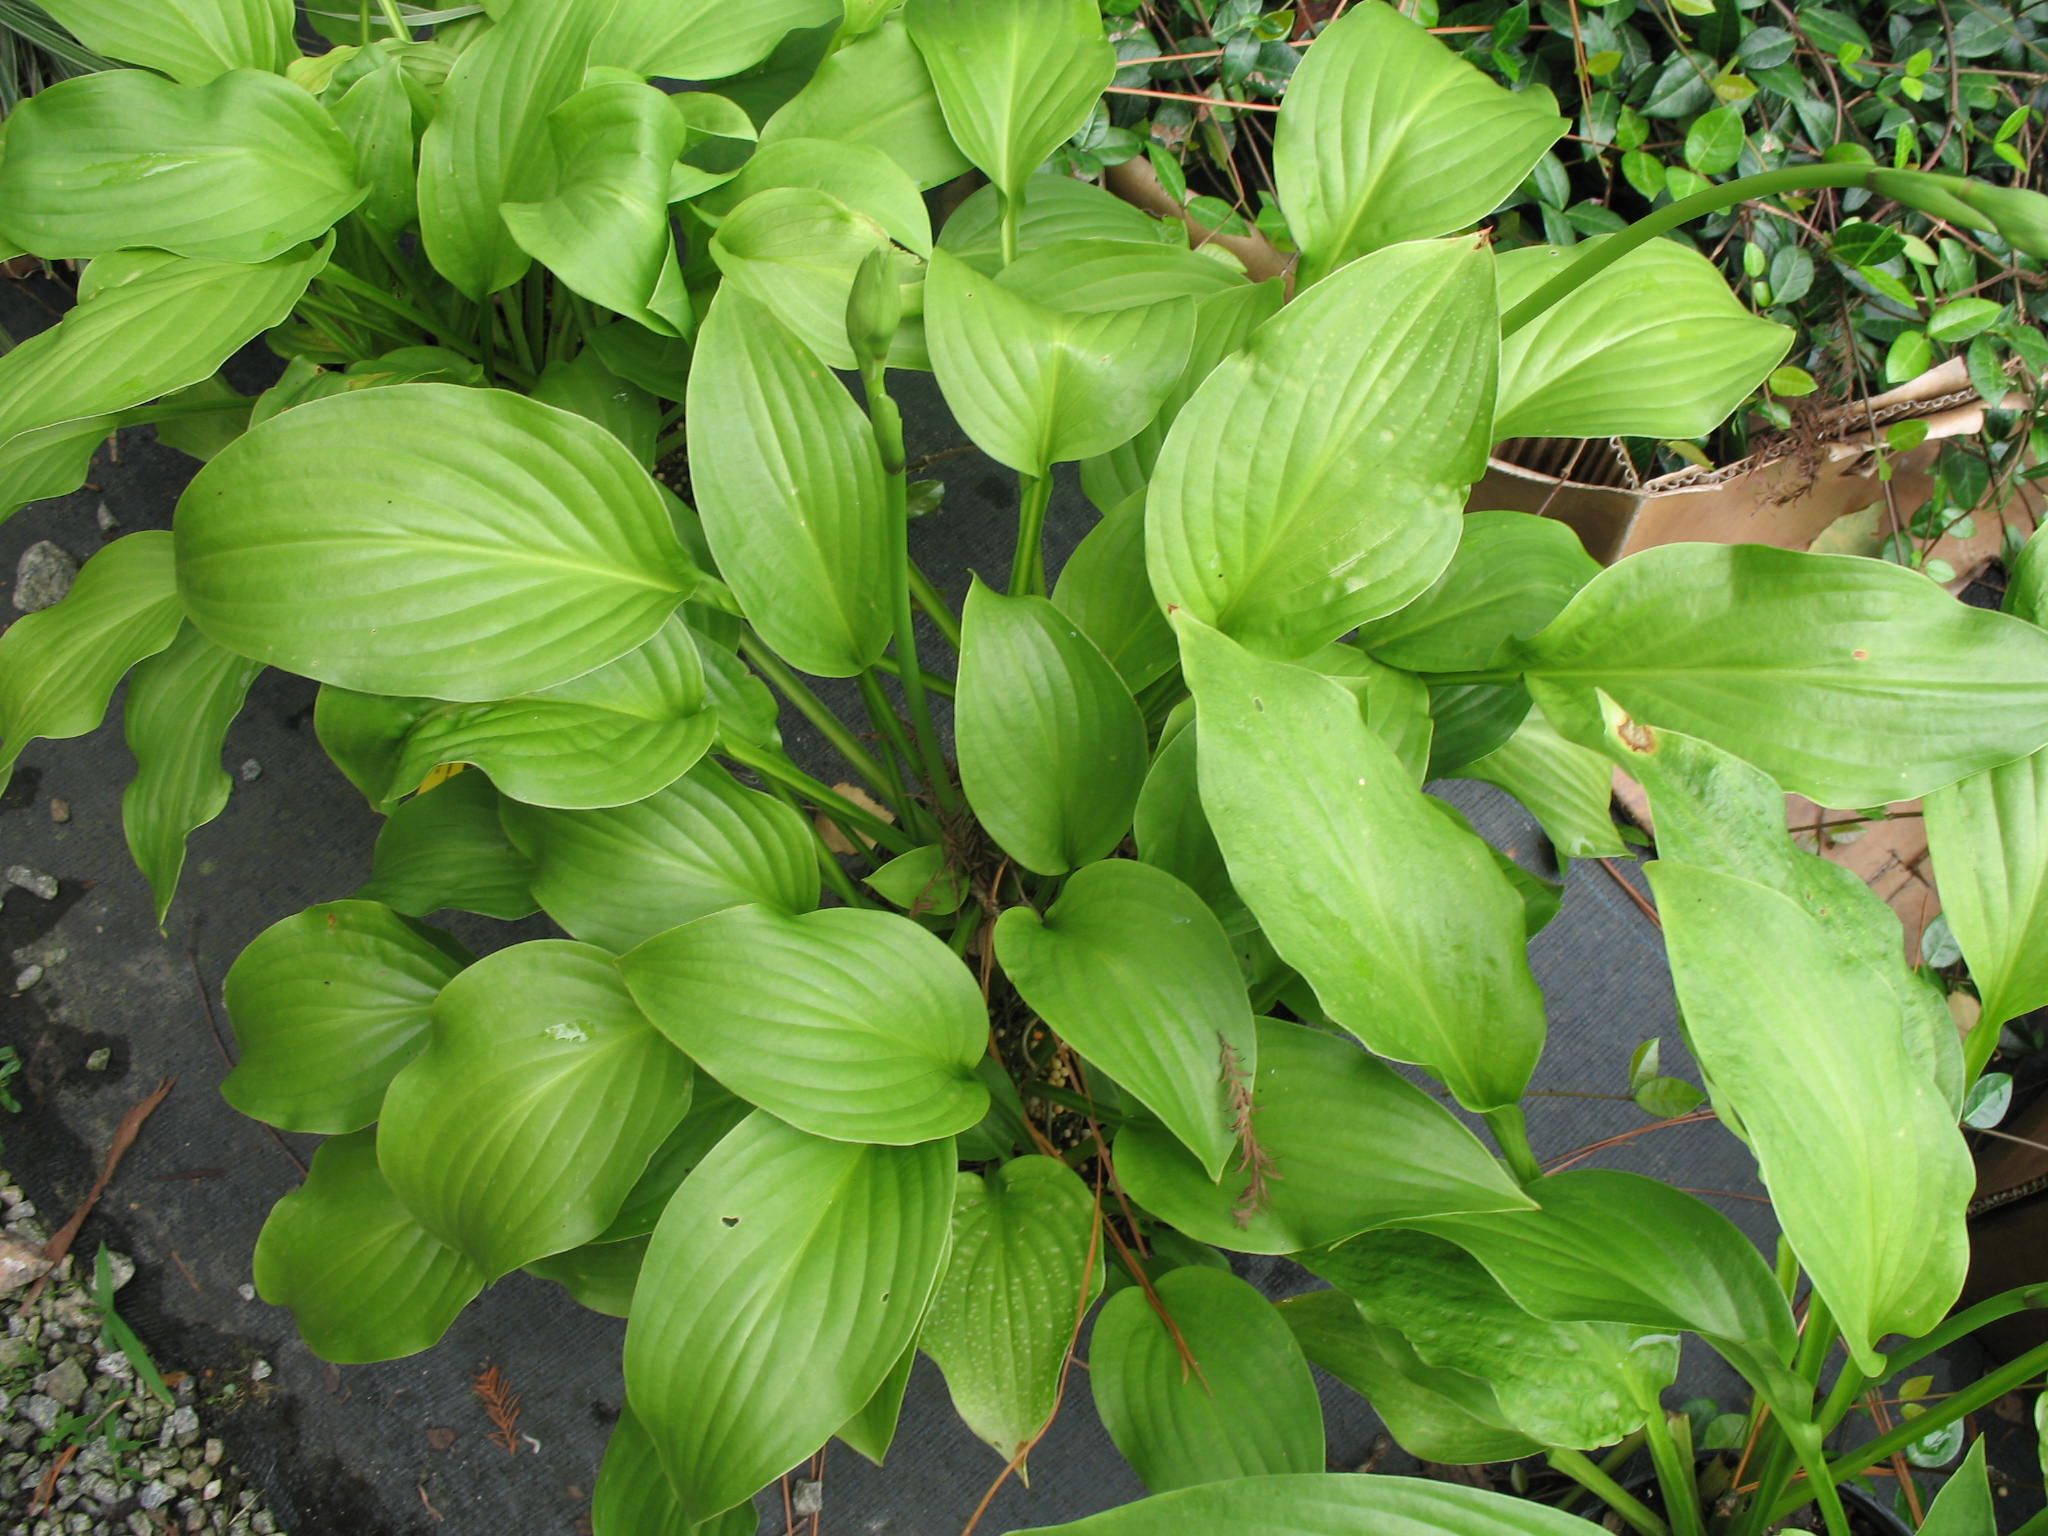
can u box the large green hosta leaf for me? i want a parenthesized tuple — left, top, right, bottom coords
(1273, 1, 1565, 284)
(1278, 1291, 1541, 1465)
(937, 177, 1165, 274)
(253, 1129, 486, 1364)
(594, 0, 840, 79)
(625, 1114, 954, 1524)
(1090, 1268, 1324, 1492)
(121, 624, 261, 926)
(996, 861, 1254, 1180)
(0, 243, 328, 523)
(177, 384, 698, 701)
(686, 288, 891, 677)
(1648, 861, 1971, 1374)
(504, 764, 819, 951)
(1115, 1018, 1531, 1255)
(1519, 543, 2048, 807)
(924, 248, 1194, 478)
(703, 138, 932, 258)
(1447, 706, 1625, 860)
(0, 533, 184, 783)
(1495, 239, 1791, 440)
(1177, 618, 1547, 1111)
(378, 941, 693, 1279)
(759, 19, 970, 191)
(221, 900, 469, 1134)
(920, 1157, 1101, 1465)
(621, 906, 987, 1144)
(1012, 1473, 1624, 1535)
(383, 616, 714, 811)
(36, 0, 294, 82)
(1925, 550, 2048, 1034)
(956, 582, 1148, 876)
(357, 769, 539, 921)
(905, 0, 1114, 209)
(591, 1406, 760, 1536)
(501, 78, 694, 336)
(330, 55, 419, 235)
(709, 187, 903, 371)
(1051, 491, 1177, 693)
(1147, 239, 1496, 656)
(1305, 1230, 1659, 1449)
(0, 71, 361, 261)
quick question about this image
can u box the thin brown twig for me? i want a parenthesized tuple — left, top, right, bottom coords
(1106, 85, 1283, 111)
(1597, 858, 1662, 928)
(188, 950, 306, 1176)
(1543, 1108, 1719, 1173)
(20, 1078, 175, 1314)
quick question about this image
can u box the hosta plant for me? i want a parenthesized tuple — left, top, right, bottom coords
(5, 1, 2048, 1532)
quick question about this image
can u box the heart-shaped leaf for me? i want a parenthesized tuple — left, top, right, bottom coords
(331, 58, 419, 235)
(503, 763, 820, 951)
(1116, 1018, 1532, 1255)
(624, 1113, 954, 1524)
(760, 19, 970, 191)
(709, 187, 898, 369)
(358, 769, 539, 922)
(120, 623, 261, 926)
(1177, 618, 1547, 1111)
(1495, 239, 1790, 439)
(35, 0, 294, 83)
(1, 533, 184, 783)
(686, 287, 891, 678)
(997, 860, 1255, 1180)
(0, 70, 362, 261)
(622, 905, 987, 1144)
(1520, 543, 2048, 808)
(501, 79, 694, 336)
(1090, 1267, 1324, 1491)
(0, 243, 329, 522)
(378, 940, 692, 1279)
(1273, 1, 1565, 283)
(924, 248, 1194, 477)
(221, 900, 470, 1134)
(702, 138, 933, 256)
(253, 1129, 486, 1364)
(920, 1157, 1102, 1465)
(177, 384, 697, 701)
(1147, 239, 1495, 656)
(906, 0, 1114, 206)
(957, 581, 1148, 876)
(384, 616, 714, 811)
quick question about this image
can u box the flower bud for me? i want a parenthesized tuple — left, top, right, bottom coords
(845, 246, 901, 365)
(1873, 170, 2048, 260)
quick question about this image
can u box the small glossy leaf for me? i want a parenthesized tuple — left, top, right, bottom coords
(1409, 1169, 1797, 1367)
(759, 19, 970, 190)
(221, 900, 469, 1133)
(925, 248, 1193, 478)
(501, 79, 693, 336)
(0, 71, 361, 261)
(1, 533, 184, 783)
(385, 616, 713, 811)
(1177, 618, 1547, 1111)
(997, 861, 1254, 1180)
(378, 940, 692, 1279)
(1648, 861, 1971, 1373)
(1353, 510, 1598, 674)
(622, 906, 988, 1145)
(1279, 1291, 1541, 1465)
(866, 844, 969, 916)
(624, 1114, 954, 1524)
(906, 0, 1115, 204)
(1147, 239, 1495, 656)
(709, 187, 898, 369)
(1918, 1439, 1991, 1536)
(35, 0, 293, 82)
(938, 176, 1165, 274)
(1011, 1472, 1622, 1535)
(1520, 544, 2048, 807)
(1306, 1230, 1654, 1449)
(957, 581, 1148, 875)
(503, 764, 819, 951)
(330, 57, 420, 235)
(177, 384, 697, 701)
(1273, 1, 1566, 282)
(1091, 1268, 1324, 1492)
(120, 623, 261, 925)
(358, 769, 538, 921)
(1495, 239, 1790, 439)
(921, 1157, 1102, 1464)
(1447, 705, 1624, 858)
(253, 1130, 486, 1364)
(594, 0, 840, 80)
(1116, 1018, 1532, 1256)
(686, 287, 890, 677)
(0, 244, 328, 522)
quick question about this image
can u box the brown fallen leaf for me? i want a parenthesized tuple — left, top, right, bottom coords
(425, 1426, 458, 1452)
(814, 781, 895, 855)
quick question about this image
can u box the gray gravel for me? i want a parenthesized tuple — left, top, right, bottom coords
(0, 1174, 286, 1535)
